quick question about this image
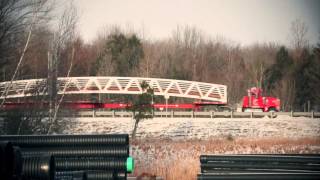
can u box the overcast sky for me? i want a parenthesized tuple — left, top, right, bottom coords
(67, 0, 320, 46)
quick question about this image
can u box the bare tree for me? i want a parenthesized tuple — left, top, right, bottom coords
(47, 1, 78, 134)
(0, 0, 52, 108)
(170, 25, 205, 81)
(0, 0, 53, 78)
(290, 19, 309, 50)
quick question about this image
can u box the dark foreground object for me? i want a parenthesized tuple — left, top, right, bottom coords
(198, 154, 320, 180)
(0, 134, 132, 180)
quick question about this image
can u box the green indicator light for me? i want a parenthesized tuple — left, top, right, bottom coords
(126, 156, 134, 173)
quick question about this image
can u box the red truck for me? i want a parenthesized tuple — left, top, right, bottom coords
(3, 87, 281, 112)
(242, 87, 280, 112)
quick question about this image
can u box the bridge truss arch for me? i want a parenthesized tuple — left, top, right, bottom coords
(0, 77, 227, 103)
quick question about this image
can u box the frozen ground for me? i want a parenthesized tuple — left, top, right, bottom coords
(62, 115, 320, 179)
(64, 115, 320, 139)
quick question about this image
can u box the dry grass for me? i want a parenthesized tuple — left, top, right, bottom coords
(130, 137, 320, 180)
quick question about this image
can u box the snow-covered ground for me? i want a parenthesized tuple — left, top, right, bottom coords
(61, 115, 320, 180)
(64, 115, 320, 139)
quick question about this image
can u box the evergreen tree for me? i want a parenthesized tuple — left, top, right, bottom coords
(294, 48, 313, 110)
(263, 46, 293, 91)
(293, 46, 320, 111)
(90, 33, 144, 76)
(129, 81, 154, 139)
(106, 33, 144, 76)
(306, 43, 320, 110)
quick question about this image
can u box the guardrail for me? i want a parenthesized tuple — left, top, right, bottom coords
(64, 110, 320, 119)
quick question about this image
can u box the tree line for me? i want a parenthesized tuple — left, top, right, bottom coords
(1, 0, 319, 114)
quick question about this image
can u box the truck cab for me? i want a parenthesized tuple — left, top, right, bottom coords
(242, 87, 280, 112)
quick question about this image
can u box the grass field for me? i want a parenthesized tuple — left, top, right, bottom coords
(130, 137, 320, 180)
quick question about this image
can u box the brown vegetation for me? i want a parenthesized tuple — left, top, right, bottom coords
(130, 137, 320, 180)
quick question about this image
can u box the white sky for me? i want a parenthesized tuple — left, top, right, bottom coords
(65, 0, 319, 46)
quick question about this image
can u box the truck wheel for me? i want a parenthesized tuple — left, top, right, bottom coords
(268, 108, 277, 118)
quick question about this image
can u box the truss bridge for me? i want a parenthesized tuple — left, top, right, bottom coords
(0, 77, 227, 103)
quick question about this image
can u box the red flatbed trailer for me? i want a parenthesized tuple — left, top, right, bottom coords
(1, 101, 224, 110)
(1, 102, 196, 110)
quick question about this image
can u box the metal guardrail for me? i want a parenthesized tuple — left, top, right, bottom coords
(64, 110, 320, 119)
(0, 110, 318, 119)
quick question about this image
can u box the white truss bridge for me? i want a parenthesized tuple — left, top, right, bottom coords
(0, 77, 227, 103)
